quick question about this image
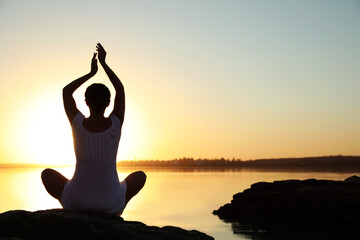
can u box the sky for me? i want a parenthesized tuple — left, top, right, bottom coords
(0, 0, 359, 164)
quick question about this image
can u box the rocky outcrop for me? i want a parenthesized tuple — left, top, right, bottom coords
(213, 176, 360, 239)
(0, 209, 214, 240)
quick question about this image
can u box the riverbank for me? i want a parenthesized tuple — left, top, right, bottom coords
(213, 175, 360, 239)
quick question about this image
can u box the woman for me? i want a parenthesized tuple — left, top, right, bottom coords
(41, 43, 146, 215)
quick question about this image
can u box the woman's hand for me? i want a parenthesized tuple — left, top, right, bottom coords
(96, 43, 106, 64)
(90, 52, 98, 75)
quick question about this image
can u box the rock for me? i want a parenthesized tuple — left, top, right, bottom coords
(345, 175, 360, 183)
(213, 176, 360, 239)
(0, 209, 214, 240)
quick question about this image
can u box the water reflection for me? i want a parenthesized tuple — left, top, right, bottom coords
(222, 219, 356, 240)
(1, 167, 359, 240)
(230, 222, 267, 240)
(0, 168, 57, 211)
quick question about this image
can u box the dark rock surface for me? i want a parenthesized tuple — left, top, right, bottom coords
(213, 176, 360, 239)
(0, 209, 214, 240)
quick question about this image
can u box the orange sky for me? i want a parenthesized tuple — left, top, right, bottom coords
(0, 1, 359, 164)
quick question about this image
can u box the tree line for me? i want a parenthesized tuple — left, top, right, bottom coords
(118, 155, 360, 168)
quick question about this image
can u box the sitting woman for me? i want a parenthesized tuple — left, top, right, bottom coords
(41, 43, 146, 215)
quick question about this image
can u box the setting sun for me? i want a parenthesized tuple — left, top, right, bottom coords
(8, 87, 149, 165)
(11, 92, 74, 165)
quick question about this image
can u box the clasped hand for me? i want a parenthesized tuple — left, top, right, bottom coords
(90, 43, 107, 75)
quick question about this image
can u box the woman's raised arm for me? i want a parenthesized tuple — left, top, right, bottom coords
(96, 43, 125, 124)
(63, 53, 98, 123)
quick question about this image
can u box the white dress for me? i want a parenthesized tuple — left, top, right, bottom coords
(60, 112, 127, 215)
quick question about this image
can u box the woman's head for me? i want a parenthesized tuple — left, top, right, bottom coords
(85, 83, 111, 112)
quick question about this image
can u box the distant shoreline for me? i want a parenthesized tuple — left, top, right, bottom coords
(118, 155, 360, 172)
(2, 155, 360, 170)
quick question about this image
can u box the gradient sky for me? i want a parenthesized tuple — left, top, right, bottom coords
(0, 0, 359, 164)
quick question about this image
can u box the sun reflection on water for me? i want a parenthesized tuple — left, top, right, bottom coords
(1, 167, 358, 240)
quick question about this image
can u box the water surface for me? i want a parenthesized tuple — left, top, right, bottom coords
(0, 167, 358, 239)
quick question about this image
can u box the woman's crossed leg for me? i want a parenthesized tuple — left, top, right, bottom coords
(41, 169, 146, 208)
(124, 171, 147, 205)
(41, 168, 68, 201)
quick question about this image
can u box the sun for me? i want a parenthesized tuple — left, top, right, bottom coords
(10, 89, 147, 165)
(12, 93, 75, 165)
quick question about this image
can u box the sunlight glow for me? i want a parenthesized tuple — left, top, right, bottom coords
(1, 0, 359, 163)
(12, 93, 74, 165)
(9, 89, 147, 164)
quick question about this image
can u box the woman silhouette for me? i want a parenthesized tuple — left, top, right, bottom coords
(41, 43, 146, 215)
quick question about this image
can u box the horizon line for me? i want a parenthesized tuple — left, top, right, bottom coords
(1, 155, 359, 168)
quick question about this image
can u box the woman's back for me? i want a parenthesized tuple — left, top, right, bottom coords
(82, 116, 112, 132)
(72, 113, 121, 165)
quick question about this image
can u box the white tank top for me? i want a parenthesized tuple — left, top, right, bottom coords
(60, 112, 127, 215)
